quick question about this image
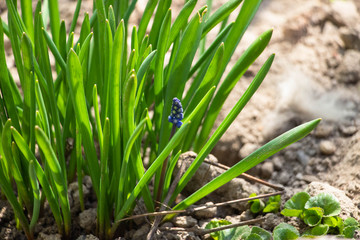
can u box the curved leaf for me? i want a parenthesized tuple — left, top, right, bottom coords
(305, 193, 341, 217)
(284, 191, 310, 211)
(273, 223, 299, 240)
(303, 207, 324, 226)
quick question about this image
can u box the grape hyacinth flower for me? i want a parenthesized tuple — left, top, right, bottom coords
(168, 98, 184, 128)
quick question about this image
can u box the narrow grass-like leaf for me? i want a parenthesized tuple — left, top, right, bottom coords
(75, 119, 84, 212)
(117, 118, 147, 212)
(188, 21, 233, 77)
(122, 72, 137, 147)
(108, 6, 116, 35)
(8, 70, 22, 107)
(0, 19, 20, 131)
(149, 0, 171, 48)
(124, 0, 138, 24)
(154, 9, 171, 133)
(68, 0, 82, 35)
(98, 118, 110, 239)
(21, 33, 36, 152)
(28, 160, 40, 232)
(137, 0, 158, 43)
(66, 49, 100, 197)
(163, 150, 182, 199)
(11, 127, 63, 234)
(42, 28, 67, 71)
(159, 11, 203, 151)
(35, 126, 71, 236)
(0, 156, 31, 239)
(201, 0, 242, 38)
(170, 54, 275, 205)
(20, 0, 34, 40)
(136, 49, 157, 91)
(48, 0, 60, 47)
(102, 19, 113, 107)
(199, 0, 212, 54)
(167, 0, 197, 49)
(108, 21, 125, 196)
(8, 18, 25, 86)
(185, 43, 224, 112)
(195, 29, 273, 151)
(93, 85, 103, 149)
(34, 11, 52, 91)
(35, 80, 50, 138)
(1, 20, 9, 36)
(10, 140, 32, 213)
(5, 0, 27, 37)
(222, 0, 262, 70)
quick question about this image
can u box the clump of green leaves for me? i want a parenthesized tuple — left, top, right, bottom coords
(0, 0, 321, 239)
(281, 192, 360, 238)
(248, 194, 281, 214)
(205, 220, 272, 240)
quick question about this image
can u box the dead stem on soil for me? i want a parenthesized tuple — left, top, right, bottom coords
(158, 217, 266, 235)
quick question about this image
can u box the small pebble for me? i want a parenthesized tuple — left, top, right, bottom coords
(172, 216, 197, 228)
(132, 224, 150, 240)
(339, 125, 357, 136)
(319, 140, 336, 155)
(272, 157, 283, 171)
(278, 171, 291, 185)
(314, 124, 334, 138)
(296, 150, 309, 165)
(37, 233, 62, 240)
(79, 208, 97, 233)
(76, 235, 99, 240)
(194, 202, 217, 219)
(260, 162, 274, 179)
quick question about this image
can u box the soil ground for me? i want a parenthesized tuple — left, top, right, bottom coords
(0, 0, 359, 239)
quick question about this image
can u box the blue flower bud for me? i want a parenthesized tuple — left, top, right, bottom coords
(168, 98, 184, 128)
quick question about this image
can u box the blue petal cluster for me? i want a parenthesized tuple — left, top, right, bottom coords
(168, 98, 184, 128)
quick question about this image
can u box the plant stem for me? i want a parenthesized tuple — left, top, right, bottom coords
(155, 125, 176, 208)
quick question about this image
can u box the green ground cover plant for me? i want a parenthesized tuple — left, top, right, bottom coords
(281, 191, 360, 238)
(206, 192, 359, 240)
(248, 194, 281, 214)
(0, 0, 320, 239)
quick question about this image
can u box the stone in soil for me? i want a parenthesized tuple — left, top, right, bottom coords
(336, 50, 360, 84)
(339, 125, 358, 136)
(193, 202, 217, 219)
(260, 161, 274, 179)
(319, 140, 336, 155)
(76, 235, 99, 240)
(172, 216, 198, 228)
(132, 224, 150, 240)
(37, 233, 62, 240)
(314, 124, 334, 138)
(79, 208, 97, 233)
